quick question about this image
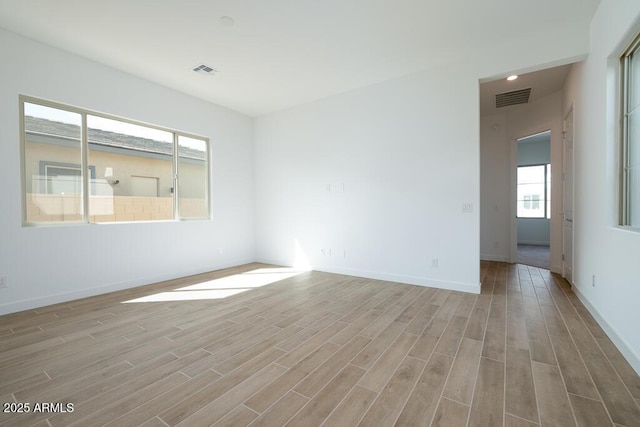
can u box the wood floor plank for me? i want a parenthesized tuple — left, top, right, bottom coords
(158, 347, 285, 426)
(212, 404, 259, 427)
(434, 315, 468, 357)
(483, 294, 506, 354)
(468, 357, 505, 427)
(395, 288, 436, 324)
(431, 398, 470, 427)
(505, 414, 539, 427)
(294, 335, 371, 398)
(568, 394, 614, 427)
(351, 320, 405, 369)
(329, 310, 382, 346)
(48, 350, 209, 427)
(435, 293, 462, 319)
(548, 334, 599, 400)
(525, 319, 556, 365)
(176, 363, 286, 426)
(506, 311, 530, 351)
(212, 324, 302, 374)
(482, 315, 506, 362)
(359, 304, 405, 339)
(408, 316, 448, 360)
(104, 369, 222, 427)
(17, 359, 133, 403)
(321, 385, 377, 427)
(0, 371, 49, 399)
(505, 346, 538, 423)
(539, 305, 571, 340)
(275, 320, 349, 369)
(70, 371, 190, 426)
(395, 352, 454, 426)
(277, 312, 337, 352)
(442, 337, 482, 405)
(531, 360, 576, 427)
(358, 356, 425, 426)
(581, 350, 640, 426)
(464, 306, 489, 341)
(285, 364, 365, 426)
(249, 391, 309, 427)
(245, 342, 340, 413)
(357, 332, 417, 392)
(453, 293, 478, 319)
(1, 353, 180, 427)
(596, 336, 640, 400)
(403, 303, 439, 335)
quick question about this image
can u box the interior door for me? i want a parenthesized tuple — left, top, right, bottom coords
(562, 109, 574, 284)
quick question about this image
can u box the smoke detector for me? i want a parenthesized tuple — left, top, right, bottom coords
(192, 64, 218, 76)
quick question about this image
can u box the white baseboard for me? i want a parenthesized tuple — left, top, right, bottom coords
(481, 254, 510, 262)
(0, 257, 255, 316)
(573, 286, 640, 376)
(517, 240, 550, 246)
(255, 257, 480, 294)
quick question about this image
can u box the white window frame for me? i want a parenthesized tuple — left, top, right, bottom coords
(621, 32, 640, 228)
(20, 95, 211, 226)
(516, 163, 551, 219)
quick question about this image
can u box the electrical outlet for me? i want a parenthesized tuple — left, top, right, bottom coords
(492, 241, 499, 249)
(0, 276, 7, 289)
(218, 248, 224, 255)
(432, 258, 439, 268)
(592, 274, 596, 287)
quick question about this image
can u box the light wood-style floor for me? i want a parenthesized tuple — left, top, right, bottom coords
(1, 262, 640, 426)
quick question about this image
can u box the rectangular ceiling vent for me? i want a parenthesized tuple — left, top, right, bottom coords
(495, 88, 531, 108)
(192, 64, 217, 76)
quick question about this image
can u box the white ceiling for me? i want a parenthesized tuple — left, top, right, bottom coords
(0, 0, 600, 117)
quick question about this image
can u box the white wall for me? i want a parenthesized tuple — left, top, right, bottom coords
(0, 29, 255, 314)
(517, 220, 551, 245)
(254, 64, 481, 292)
(480, 92, 563, 270)
(562, 0, 640, 373)
(480, 113, 511, 262)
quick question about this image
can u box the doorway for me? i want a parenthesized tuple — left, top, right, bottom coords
(516, 131, 551, 269)
(479, 62, 577, 273)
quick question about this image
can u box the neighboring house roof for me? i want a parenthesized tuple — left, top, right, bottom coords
(24, 116, 206, 161)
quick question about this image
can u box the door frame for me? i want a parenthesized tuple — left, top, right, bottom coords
(509, 128, 555, 266)
(562, 106, 575, 284)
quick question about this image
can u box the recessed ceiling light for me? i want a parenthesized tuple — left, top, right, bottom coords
(507, 75, 519, 81)
(219, 16, 235, 27)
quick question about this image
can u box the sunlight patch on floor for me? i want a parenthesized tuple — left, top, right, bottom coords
(122, 267, 306, 303)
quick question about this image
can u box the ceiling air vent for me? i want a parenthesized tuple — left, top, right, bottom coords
(495, 88, 531, 108)
(192, 64, 217, 76)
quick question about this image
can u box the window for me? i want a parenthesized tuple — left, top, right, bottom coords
(517, 164, 551, 219)
(21, 96, 210, 225)
(621, 32, 640, 227)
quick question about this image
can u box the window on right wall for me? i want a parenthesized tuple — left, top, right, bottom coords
(621, 31, 640, 227)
